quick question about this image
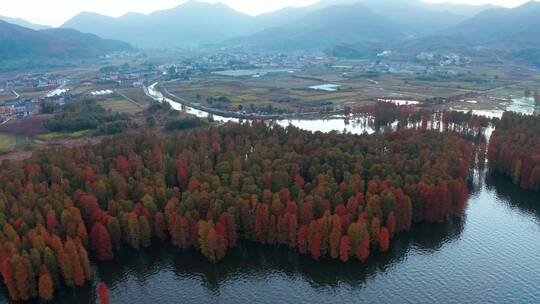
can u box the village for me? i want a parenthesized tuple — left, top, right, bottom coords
(1, 49, 539, 129)
(0, 63, 160, 124)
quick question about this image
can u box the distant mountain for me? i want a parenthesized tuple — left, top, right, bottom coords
(441, 1, 540, 49)
(512, 48, 540, 66)
(0, 15, 51, 30)
(325, 42, 384, 59)
(294, 0, 500, 34)
(63, 1, 254, 49)
(229, 4, 405, 50)
(398, 1, 540, 55)
(0, 20, 134, 60)
(60, 0, 503, 50)
(399, 34, 475, 53)
(251, 7, 314, 32)
(416, 2, 501, 17)
(252, 0, 495, 39)
(351, 0, 468, 36)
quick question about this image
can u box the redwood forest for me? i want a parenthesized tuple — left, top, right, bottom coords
(0, 122, 474, 301)
(488, 112, 540, 191)
(2, 1, 540, 303)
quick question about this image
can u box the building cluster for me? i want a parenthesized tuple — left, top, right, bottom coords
(2, 73, 66, 91)
(416, 52, 471, 66)
(0, 73, 72, 121)
(95, 64, 159, 88)
(0, 99, 40, 120)
(165, 53, 333, 76)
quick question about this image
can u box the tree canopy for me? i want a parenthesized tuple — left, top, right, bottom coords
(0, 122, 472, 301)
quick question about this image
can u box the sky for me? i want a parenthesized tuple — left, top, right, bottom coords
(0, 0, 533, 27)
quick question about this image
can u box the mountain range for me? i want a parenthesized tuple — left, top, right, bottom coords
(60, 0, 507, 50)
(402, 1, 540, 52)
(442, 1, 540, 49)
(0, 15, 51, 30)
(0, 20, 134, 61)
(3, 0, 540, 59)
(62, 1, 253, 49)
(228, 4, 405, 50)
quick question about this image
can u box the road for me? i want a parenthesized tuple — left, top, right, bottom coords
(480, 82, 520, 95)
(145, 83, 330, 121)
(0, 116, 12, 126)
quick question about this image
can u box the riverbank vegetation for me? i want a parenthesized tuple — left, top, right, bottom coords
(355, 101, 495, 143)
(0, 123, 472, 301)
(165, 117, 206, 132)
(488, 112, 540, 191)
(44, 100, 134, 135)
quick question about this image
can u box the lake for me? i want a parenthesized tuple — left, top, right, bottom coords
(1, 87, 539, 304)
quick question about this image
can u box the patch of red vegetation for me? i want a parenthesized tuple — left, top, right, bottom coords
(0, 115, 50, 137)
(0, 135, 106, 164)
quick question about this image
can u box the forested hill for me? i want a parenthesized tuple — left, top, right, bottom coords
(228, 4, 405, 50)
(441, 1, 540, 49)
(0, 20, 134, 60)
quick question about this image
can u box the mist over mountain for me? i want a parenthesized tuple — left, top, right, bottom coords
(61, 0, 502, 50)
(442, 1, 540, 48)
(416, 1, 500, 17)
(0, 15, 51, 30)
(229, 4, 405, 50)
(5, 0, 534, 56)
(400, 1, 540, 53)
(62, 1, 254, 49)
(345, 0, 468, 36)
(0, 20, 134, 60)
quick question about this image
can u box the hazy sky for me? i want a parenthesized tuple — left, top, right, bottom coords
(1, 0, 532, 27)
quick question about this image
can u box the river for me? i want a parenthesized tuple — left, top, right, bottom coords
(1, 86, 539, 303)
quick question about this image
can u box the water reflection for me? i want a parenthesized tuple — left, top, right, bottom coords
(29, 212, 461, 304)
(486, 173, 540, 223)
(0, 212, 464, 304)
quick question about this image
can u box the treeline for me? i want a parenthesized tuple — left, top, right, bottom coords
(353, 101, 494, 142)
(165, 117, 206, 132)
(0, 123, 472, 300)
(488, 112, 540, 191)
(44, 100, 133, 135)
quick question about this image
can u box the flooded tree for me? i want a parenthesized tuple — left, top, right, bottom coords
(0, 123, 473, 300)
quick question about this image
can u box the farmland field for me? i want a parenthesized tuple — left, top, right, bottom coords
(0, 91, 17, 103)
(35, 130, 92, 141)
(116, 88, 152, 109)
(0, 133, 15, 153)
(160, 60, 540, 117)
(99, 94, 142, 114)
(0, 133, 31, 153)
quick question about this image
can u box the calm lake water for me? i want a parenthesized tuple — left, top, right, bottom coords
(1, 87, 539, 303)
